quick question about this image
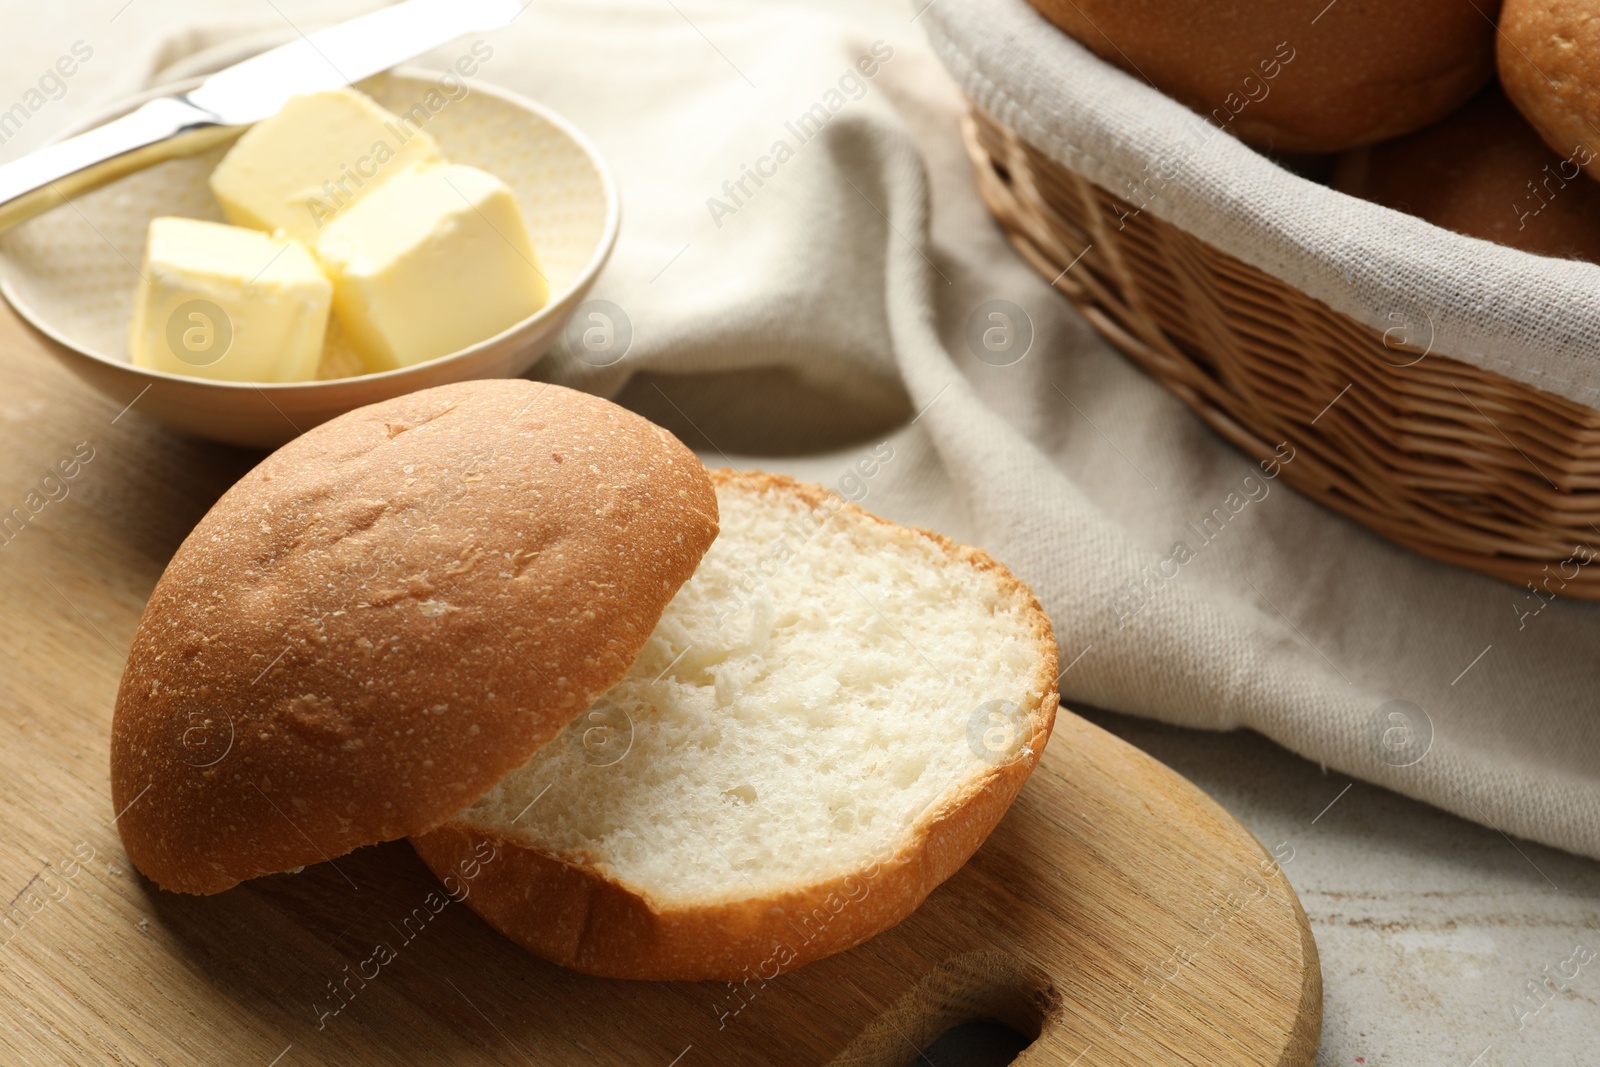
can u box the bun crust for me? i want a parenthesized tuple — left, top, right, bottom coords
(110, 380, 718, 894)
(1028, 0, 1500, 153)
(1334, 86, 1600, 263)
(411, 470, 1059, 981)
(1499, 0, 1600, 178)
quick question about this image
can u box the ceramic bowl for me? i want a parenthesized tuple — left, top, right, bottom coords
(0, 68, 619, 448)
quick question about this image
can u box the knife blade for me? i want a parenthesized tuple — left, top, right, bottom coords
(0, 0, 522, 233)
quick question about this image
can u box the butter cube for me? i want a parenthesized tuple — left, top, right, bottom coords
(314, 162, 549, 371)
(210, 87, 441, 244)
(129, 217, 332, 383)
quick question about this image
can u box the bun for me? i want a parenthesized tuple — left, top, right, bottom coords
(1334, 86, 1600, 263)
(110, 380, 718, 894)
(411, 470, 1059, 981)
(1028, 0, 1501, 152)
(1499, 0, 1600, 178)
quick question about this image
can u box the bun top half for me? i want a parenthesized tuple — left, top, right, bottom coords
(110, 380, 719, 894)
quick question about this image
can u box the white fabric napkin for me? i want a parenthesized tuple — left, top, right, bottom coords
(97, 0, 1600, 860)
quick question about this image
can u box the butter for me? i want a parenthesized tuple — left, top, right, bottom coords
(209, 87, 441, 244)
(314, 162, 549, 372)
(129, 217, 332, 383)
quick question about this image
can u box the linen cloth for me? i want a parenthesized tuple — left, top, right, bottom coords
(28, 0, 1600, 859)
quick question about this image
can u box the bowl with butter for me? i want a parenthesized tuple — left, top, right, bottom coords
(0, 70, 618, 447)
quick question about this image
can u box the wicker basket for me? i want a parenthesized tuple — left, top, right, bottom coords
(963, 106, 1600, 599)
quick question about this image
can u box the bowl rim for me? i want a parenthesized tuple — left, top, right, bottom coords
(0, 66, 622, 393)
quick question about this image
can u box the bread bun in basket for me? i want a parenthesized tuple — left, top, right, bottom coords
(1499, 0, 1600, 181)
(1334, 86, 1600, 263)
(1028, 0, 1501, 153)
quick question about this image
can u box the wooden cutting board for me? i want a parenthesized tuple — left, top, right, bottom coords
(0, 305, 1320, 1066)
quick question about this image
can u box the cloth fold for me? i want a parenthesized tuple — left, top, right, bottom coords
(94, 0, 1600, 859)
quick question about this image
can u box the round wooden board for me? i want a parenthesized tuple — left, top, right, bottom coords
(0, 304, 1318, 1066)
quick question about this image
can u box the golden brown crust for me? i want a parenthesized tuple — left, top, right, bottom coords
(110, 380, 718, 895)
(1028, 0, 1499, 153)
(1500, 0, 1600, 178)
(1333, 86, 1600, 263)
(411, 469, 1059, 981)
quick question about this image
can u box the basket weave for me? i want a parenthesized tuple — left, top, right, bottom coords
(963, 106, 1600, 599)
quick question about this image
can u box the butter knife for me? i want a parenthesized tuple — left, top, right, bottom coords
(0, 0, 521, 232)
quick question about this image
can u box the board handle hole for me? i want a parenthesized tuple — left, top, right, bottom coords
(832, 952, 1053, 1066)
(910, 1019, 1033, 1066)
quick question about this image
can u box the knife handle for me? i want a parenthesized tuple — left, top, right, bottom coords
(0, 97, 242, 234)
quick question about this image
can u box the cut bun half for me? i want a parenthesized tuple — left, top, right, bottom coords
(110, 380, 718, 894)
(411, 470, 1059, 981)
